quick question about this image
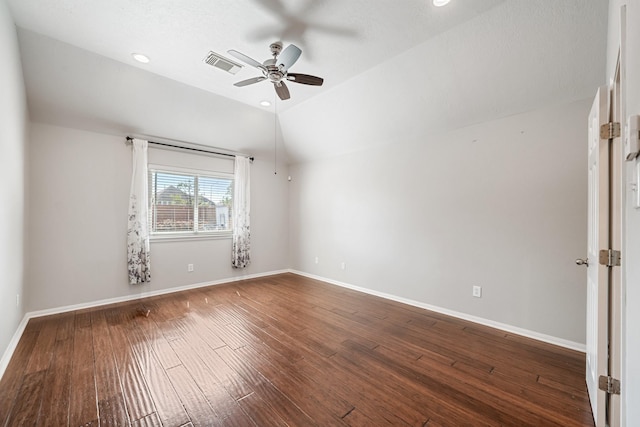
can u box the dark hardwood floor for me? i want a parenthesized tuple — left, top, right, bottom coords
(0, 273, 594, 426)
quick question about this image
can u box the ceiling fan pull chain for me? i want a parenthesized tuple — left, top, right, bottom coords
(274, 92, 277, 175)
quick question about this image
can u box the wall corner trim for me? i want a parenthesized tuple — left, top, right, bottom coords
(289, 270, 586, 353)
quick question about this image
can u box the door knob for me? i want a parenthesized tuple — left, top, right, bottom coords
(575, 258, 589, 267)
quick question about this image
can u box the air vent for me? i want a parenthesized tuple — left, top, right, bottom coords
(204, 51, 243, 75)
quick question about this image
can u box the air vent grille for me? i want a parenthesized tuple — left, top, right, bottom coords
(204, 51, 243, 75)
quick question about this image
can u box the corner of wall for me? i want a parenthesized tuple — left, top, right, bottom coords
(0, 0, 29, 377)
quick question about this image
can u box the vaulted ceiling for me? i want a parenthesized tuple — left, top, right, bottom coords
(7, 0, 609, 163)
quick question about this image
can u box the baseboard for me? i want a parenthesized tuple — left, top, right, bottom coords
(27, 269, 290, 319)
(0, 269, 288, 382)
(289, 270, 586, 353)
(0, 314, 30, 382)
(1, 268, 585, 383)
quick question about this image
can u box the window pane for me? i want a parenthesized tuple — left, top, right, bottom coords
(150, 172, 195, 232)
(197, 176, 233, 232)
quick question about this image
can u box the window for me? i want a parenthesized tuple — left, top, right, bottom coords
(149, 168, 233, 237)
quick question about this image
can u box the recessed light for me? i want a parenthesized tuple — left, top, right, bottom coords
(433, 0, 451, 6)
(132, 53, 150, 64)
(260, 100, 271, 107)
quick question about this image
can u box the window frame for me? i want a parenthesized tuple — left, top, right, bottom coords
(148, 164, 234, 241)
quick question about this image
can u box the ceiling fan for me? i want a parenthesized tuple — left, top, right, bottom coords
(248, 0, 357, 51)
(228, 41, 324, 100)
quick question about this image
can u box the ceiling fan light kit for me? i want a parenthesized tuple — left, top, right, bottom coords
(228, 41, 324, 101)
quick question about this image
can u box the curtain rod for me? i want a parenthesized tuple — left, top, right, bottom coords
(126, 136, 254, 162)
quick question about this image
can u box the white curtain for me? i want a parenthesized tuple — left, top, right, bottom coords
(127, 139, 151, 284)
(232, 156, 251, 268)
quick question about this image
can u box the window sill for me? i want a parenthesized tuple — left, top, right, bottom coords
(150, 232, 232, 243)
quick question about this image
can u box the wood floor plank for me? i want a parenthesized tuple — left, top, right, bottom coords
(36, 336, 74, 426)
(340, 342, 504, 425)
(98, 393, 130, 427)
(227, 316, 305, 364)
(344, 339, 566, 426)
(538, 373, 594, 398)
(126, 324, 190, 427)
(132, 309, 182, 370)
(166, 364, 222, 427)
(191, 376, 255, 427)
(131, 412, 163, 427)
(234, 392, 289, 427)
(25, 317, 59, 374)
(75, 310, 93, 329)
(0, 330, 38, 422)
(327, 347, 447, 426)
(69, 322, 99, 427)
(225, 301, 270, 330)
(199, 315, 248, 350)
(452, 360, 593, 423)
(235, 345, 351, 425)
(216, 345, 320, 426)
(0, 273, 595, 426)
(342, 407, 389, 426)
(106, 315, 155, 423)
(187, 341, 254, 401)
(169, 337, 254, 426)
(55, 312, 76, 342)
(277, 337, 424, 426)
(92, 310, 130, 426)
(180, 312, 227, 350)
(3, 370, 47, 426)
(234, 324, 357, 419)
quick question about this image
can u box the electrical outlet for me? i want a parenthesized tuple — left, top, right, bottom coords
(472, 286, 482, 298)
(315, 257, 319, 264)
(16, 294, 20, 307)
(340, 262, 346, 270)
(188, 264, 194, 272)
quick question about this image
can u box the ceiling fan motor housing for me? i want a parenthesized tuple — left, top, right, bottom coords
(269, 41, 283, 57)
(268, 70, 284, 83)
(262, 58, 284, 83)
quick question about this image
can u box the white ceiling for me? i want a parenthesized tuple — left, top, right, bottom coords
(7, 0, 508, 111)
(7, 0, 609, 163)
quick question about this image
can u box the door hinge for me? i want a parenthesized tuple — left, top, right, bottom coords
(599, 375, 621, 395)
(600, 122, 621, 139)
(599, 249, 621, 267)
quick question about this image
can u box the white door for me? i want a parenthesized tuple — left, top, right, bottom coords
(608, 57, 623, 427)
(585, 86, 609, 427)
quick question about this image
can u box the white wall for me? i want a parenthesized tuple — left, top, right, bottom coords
(17, 28, 286, 163)
(26, 123, 289, 312)
(289, 98, 589, 345)
(278, 0, 607, 164)
(0, 0, 27, 365)
(607, 2, 640, 425)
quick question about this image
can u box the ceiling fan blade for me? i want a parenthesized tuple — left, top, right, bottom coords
(234, 76, 267, 87)
(286, 73, 324, 86)
(274, 81, 290, 100)
(254, 0, 286, 14)
(277, 44, 302, 72)
(227, 50, 266, 71)
(310, 22, 358, 38)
